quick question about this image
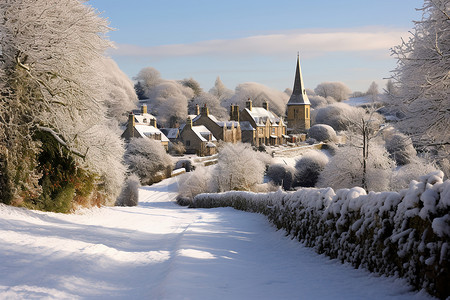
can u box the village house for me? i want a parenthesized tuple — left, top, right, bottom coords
(179, 117, 217, 156)
(121, 104, 169, 150)
(230, 99, 287, 147)
(192, 104, 241, 143)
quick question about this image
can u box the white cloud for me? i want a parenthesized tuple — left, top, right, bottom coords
(109, 27, 408, 59)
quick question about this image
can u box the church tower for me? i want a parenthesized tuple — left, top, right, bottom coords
(286, 54, 311, 133)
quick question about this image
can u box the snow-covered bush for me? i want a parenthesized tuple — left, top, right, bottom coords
(191, 172, 450, 299)
(314, 82, 351, 102)
(384, 131, 417, 165)
(307, 124, 337, 143)
(313, 102, 364, 131)
(125, 138, 173, 185)
(178, 166, 215, 201)
(318, 143, 394, 192)
(294, 150, 329, 187)
(390, 158, 440, 191)
(267, 164, 296, 190)
(214, 142, 271, 192)
(116, 174, 141, 206)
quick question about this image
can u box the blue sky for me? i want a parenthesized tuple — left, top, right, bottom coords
(89, 0, 424, 93)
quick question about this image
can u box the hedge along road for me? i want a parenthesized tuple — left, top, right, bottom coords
(0, 176, 433, 300)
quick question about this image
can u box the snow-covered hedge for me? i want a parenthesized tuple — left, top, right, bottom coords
(190, 171, 450, 299)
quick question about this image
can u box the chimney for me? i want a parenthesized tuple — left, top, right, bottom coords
(200, 104, 209, 116)
(234, 105, 240, 122)
(263, 100, 269, 111)
(128, 113, 135, 138)
(186, 116, 192, 129)
(141, 104, 147, 114)
(195, 104, 200, 115)
(150, 118, 157, 128)
(246, 98, 252, 111)
(230, 104, 235, 120)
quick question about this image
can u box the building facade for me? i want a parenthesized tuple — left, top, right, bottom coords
(230, 99, 287, 147)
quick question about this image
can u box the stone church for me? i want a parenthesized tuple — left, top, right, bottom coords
(286, 55, 311, 134)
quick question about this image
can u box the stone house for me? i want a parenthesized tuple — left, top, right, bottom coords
(179, 117, 217, 156)
(192, 104, 241, 143)
(230, 99, 287, 146)
(121, 104, 169, 150)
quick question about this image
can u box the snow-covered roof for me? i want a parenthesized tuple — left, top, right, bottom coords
(216, 121, 240, 129)
(191, 125, 217, 142)
(134, 124, 169, 142)
(134, 113, 156, 125)
(245, 107, 280, 125)
(160, 128, 179, 139)
(192, 114, 219, 123)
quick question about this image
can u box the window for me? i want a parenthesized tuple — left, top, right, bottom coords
(306, 108, 309, 119)
(186, 140, 191, 146)
(271, 128, 275, 135)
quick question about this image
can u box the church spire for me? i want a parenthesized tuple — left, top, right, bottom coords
(287, 54, 310, 105)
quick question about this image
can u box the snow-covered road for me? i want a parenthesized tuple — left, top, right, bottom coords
(0, 176, 433, 299)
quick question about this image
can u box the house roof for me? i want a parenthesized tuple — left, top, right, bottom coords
(160, 128, 179, 139)
(134, 113, 156, 124)
(216, 120, 240, 129)
(192, 114, 219, 123)
(244, 107, 280, 125)
(191, 125, 217, 142)
(134, 124, 169, 142)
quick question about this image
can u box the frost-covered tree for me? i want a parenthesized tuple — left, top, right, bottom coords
(178, 166, 216, 200)
(133, 67, 162, 98)
(390, 158, 439, 191)
(313, 102, 366, 131)
(125, 138, 173, 185)
(146, 80, 194, 127)
(214, 142, 270, 191)
(180, 77, 203, 97)
(223, 82, 289, 117)
(366, 81, 379, 101)
(294, 150, 329, 187)
(314, 82, 351, 102)
(0, 0, 126, 208)
(190, 92, 228, 119)
(116, 174, 141, 206)
(390, 0, 450, 155)
(99, 58, 138, 124)
(384, 79, 398, 97)
(318, 142, 394, 192)
(209, 76, 234, 101)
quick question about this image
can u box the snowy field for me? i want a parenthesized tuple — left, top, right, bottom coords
(0, 176, 433, 299)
